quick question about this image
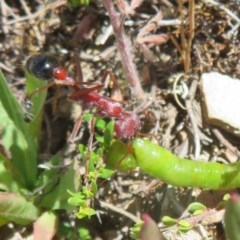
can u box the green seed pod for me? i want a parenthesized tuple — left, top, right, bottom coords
(105, 140, 136, 171)
(133, 139, 240, 190)
(106, 138, 240, 190)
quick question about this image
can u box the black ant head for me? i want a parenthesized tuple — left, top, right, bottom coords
(25, 54, 59, 81)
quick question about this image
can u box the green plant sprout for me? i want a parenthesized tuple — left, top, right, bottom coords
(67, 117, 115, 219)
(162, 202, 207, 233)
(67, 0, 90, 7)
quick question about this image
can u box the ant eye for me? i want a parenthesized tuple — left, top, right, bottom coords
(25, 54, 58, 81)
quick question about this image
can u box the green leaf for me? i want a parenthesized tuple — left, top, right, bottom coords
(0, 192, 39, 226)
(178, 225, 193, 233)
(0, 153, 19, 192)
(178, 220, 191, 228)
(38, 158, 80, 211)
(224, 196, 240, 240)
(67, 190, 87, 207)
(82, 187, 94, 199)
(192, 209, 204, 215)
(98, 168, 114, 179)
(95, 118, 106, 131)
(178, 220, 193, 232)
(162, 216, 177, 226)
(130, 221, 143, 240)
(68, 0, 90, 7)
(0, 70, 37, 189)
(90, 179, 98, 194)
(79, 144, 87, 154)
(76, 207, 96, 219)
(187, 202, 206, 213)
(25, 72, 47, 140)
(78, 144, 88, 162)
(78, 227, 91, 240)
(95, 134, 104, 144)
(223, 194, 231, 201)
(68, 196, 86, 207)
(68, 186, 95, 210)
(104, 121, 114, 148)
(83, 113, 92, 122)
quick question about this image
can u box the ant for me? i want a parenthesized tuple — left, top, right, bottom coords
(24, 53, 141, 143)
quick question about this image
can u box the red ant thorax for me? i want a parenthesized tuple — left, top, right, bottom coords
(69, 91, 124, 118)
(52, 67, 67, 80)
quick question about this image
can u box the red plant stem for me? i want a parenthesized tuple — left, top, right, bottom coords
(103, 0, 145, 100)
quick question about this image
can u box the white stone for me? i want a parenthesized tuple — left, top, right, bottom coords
(201, 72, 240, 135)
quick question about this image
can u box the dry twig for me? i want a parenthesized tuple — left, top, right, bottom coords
(99, 200, 140, 223)
(103, 0, 145, 99)
(186, 79, 201, 159)
(170, 0, 195, 73)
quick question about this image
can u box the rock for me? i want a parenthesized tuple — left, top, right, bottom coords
(201, 72, 240, 135)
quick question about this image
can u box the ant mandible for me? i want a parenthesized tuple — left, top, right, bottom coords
(24, 53, 141, 142)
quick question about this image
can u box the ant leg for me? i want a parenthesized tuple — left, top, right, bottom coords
(68, 113, 83, 143)
(101, 70, 123, 101)
(26, 81, 56, 99)
(26, 78, 78, 100)
(85, 115, 95, 187)
(73, 54, 105, 88)
(73, 53, 84, 84)
(100, 70, 111, 85)
(68, 84, 104, 101)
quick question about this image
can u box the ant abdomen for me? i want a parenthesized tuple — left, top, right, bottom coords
(25, 54, 59, 81)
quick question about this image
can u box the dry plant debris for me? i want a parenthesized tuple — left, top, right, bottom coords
(0, 0, 240, 239)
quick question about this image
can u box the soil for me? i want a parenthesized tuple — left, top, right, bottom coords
(0, 0, 240, 239)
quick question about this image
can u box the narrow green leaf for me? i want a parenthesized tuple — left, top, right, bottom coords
(0, 70, 37, 188)
(39, 160, 80, 211)
(0, 153, 20, 192)
(224, 196, 240, 240)
(104, 121, 114, 148)
(25, 72, 47, 139)
(90, 179, 98, 194)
